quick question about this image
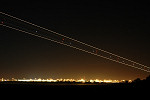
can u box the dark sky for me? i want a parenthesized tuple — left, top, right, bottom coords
(0, 1, 150, 80)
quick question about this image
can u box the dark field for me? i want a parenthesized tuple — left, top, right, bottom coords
(0, 81, 149, 96)
(0, 81, 149, 89)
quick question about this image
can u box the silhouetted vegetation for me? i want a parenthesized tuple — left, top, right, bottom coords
(132, 75, 150, 88)
(146, 75, 150, 81)
(133, 78, 141, 83)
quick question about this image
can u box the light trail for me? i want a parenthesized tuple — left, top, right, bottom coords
(0, 12, 150, 73)
(1, 11, 149, 69)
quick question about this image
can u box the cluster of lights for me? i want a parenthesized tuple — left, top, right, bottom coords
(0, 78, 132, 83)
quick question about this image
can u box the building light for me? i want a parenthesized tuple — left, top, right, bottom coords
(77, 79, 85, 83)
(90, 80, 94, 83)
(95, 79, 100, 83)
(128, 80, 132, 83)
(104, 80, 112, 83)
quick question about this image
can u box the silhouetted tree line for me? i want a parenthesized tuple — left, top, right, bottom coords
(132, 75, 150, 88)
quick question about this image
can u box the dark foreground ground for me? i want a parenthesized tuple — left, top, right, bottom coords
(0, 81, 149, 96)
(0, 81, 149, 89)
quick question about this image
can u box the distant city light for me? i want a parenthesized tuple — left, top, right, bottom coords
(0, 78, 132, 83)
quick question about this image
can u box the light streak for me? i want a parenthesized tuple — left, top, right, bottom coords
(0, 12, 150, 73)
(1, 24, 149, 73)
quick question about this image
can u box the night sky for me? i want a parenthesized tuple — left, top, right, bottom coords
(0, 1, 150, 80)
